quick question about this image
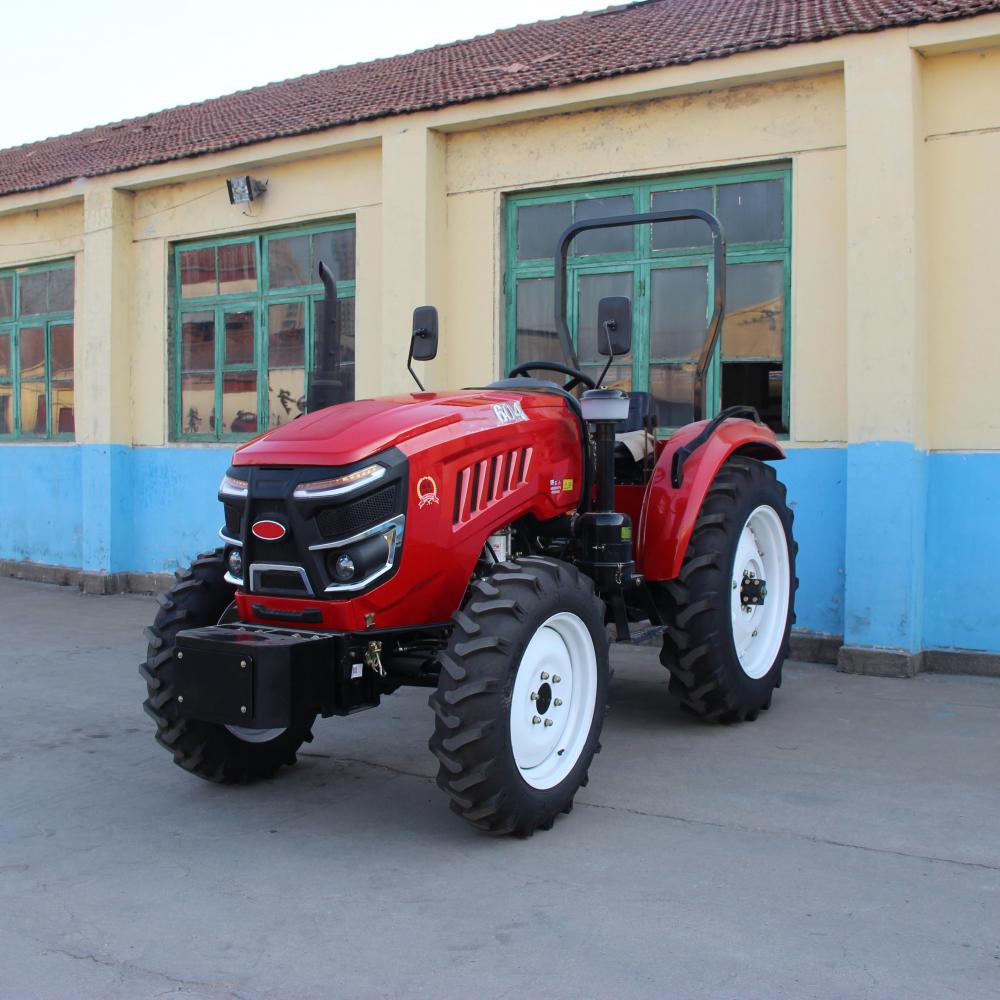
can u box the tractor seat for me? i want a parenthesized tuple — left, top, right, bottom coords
(614, 392, 655, 482)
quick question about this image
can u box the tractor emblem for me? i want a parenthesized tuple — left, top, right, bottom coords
(251, 519, 287, 541)
(416, 476, 440, 509)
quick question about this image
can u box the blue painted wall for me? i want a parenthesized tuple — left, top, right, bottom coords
(2, 441, 998, 655)
(0, 444, 83, 568)
(924, 451, 1000, 653)
(774, 447, 846, 637)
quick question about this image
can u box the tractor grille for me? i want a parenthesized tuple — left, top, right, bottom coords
(453, 446, 532, 525)
(316, 484, 399, 540)
(223, 501, 243, 536)
(247, 500, 299, 564)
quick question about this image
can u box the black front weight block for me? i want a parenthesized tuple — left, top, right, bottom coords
(169, 624, 376, 727)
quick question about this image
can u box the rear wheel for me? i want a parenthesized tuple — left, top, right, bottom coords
(654, 456, 797, 723)
(141, 550, 316, 782)
(429, 557, 609, 836)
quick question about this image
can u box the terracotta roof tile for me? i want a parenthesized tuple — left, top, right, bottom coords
(2, 0, 998, 198)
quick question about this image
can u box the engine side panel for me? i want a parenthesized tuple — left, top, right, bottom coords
(235, 390, 584, 631)
(636, 418, 784, 581)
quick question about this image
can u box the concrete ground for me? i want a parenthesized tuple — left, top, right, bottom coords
(0, 577, 998, 1000)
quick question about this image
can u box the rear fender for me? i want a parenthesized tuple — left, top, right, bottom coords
(636, 419, 783, 581)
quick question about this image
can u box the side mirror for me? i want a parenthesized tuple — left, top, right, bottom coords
(597, 296, 632, 357)
(410, 306, 438, 361)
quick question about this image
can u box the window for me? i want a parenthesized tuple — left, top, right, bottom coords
(0, 261, 75, 439)
(506, 167, 791, 433)
(171, 223, 356, 440)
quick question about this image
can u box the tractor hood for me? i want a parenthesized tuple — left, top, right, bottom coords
(232, 389, 554, 467)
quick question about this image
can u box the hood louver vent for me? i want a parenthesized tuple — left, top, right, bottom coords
(453, 446, 532, 525)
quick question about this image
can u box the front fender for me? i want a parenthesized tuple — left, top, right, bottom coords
(637, 419, 784, 581)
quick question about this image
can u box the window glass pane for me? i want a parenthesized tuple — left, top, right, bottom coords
(268, 368, 306, 429)
(0, 331, 9, 378)
(649, 266, 708, 359)
(224, 310, 255, 366)
(577, 272, 632, 364)
(21, 381, 47, 434)
(179, 247, 216, 298)
(51, 379, 74, 435)
(268, 302, 305, 368)
(517, 202, 571, 261)
(310, 298, 356, 399)
(0, 275, 14, 319)
(50, 323, 73, 378)
(722, 261, 784, 360)
(649, 363, 696, 428)
(181, 372, 215, 435)
(181, 312, 215, 371)
(20, 272, 48, 314)
(581, 362, 631, 392)
(717, 179, 783, 244)
(268, 235, 310, 288)
(0, 386, 11, 434)
(223, 371, 258, 434)
(218, 243, 257, 296)
(651, 187, 713, 250)
(19, 326, 45, 377)
(573, 196, 634, 256)
(48, 267, 74, 312)
(722, 362, 785, 433)
(514, 277, 561, 365)
(312, 229, 356, 282)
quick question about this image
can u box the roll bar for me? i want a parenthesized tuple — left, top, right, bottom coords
(553, 209, 727, 421)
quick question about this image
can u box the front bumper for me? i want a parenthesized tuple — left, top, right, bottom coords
(169, 623, 381, 728)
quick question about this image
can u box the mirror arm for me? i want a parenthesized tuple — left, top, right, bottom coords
(408, 331, 427, 392)
(596, 320, 616, 388)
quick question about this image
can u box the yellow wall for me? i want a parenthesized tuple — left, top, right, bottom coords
(924, 47, 1000, 450)
(2, 15, 1000, 453)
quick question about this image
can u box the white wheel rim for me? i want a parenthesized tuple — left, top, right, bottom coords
(509, 612, 598, 790)
(216, 602, 288, 745)
(730, 505, 790, 680)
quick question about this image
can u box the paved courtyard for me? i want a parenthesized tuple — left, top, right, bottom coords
(1, 576, 998, 999)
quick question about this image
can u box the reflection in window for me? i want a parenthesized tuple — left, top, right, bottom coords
(173, 226, 356, 439)
(179, 247, 216, 298)
(574, 196, 633, 256)
(577, 272, 632, 364)
(218, 243, 257, 296)
(517, 202, 571, 261)
(515, 278, 561, 365)
(722, 261, 784, 360)
(0, 262, 76, 438)
(649, 267, 708, 360)
(717, 180, 783, 244)
(650, 187, 713, 251)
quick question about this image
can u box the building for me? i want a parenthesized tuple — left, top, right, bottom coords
(1, 0, 999, 676)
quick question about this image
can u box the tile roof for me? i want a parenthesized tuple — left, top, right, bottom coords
(2, 0, 998, 199)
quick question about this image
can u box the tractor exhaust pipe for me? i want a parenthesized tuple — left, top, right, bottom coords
(307, 260, 348, 413)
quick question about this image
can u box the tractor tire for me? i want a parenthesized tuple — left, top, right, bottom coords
(141, 549, 316, 783)
(429, 556, 609, 836)
(654, 456, 797, 723)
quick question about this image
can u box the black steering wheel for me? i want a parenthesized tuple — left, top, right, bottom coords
(507, 361, 596, 393)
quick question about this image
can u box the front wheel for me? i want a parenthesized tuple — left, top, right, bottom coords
(653, 456, 797, 723)
(429, 557, 610, 836)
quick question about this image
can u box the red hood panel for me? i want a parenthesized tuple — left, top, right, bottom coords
(232, 390, 546, 467)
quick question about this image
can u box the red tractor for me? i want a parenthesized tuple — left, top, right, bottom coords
(142, 210, 796, 836)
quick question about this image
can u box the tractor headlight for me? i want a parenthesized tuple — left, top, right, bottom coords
(294, 464, 386, 499)
(219, 473, 249, 498)
(227, 548, 243, 579)
(312, 515, 404, 592)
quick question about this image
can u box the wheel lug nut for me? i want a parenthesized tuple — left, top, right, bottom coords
(540, 672, 549, 680)
(552, 675, 561, 683)
(544, 718, 554, 727)
(554, 698, 562, 707)
(751, 629, 758, 637)
(530, 691, 538, 701)
(532, 716, 541, 725)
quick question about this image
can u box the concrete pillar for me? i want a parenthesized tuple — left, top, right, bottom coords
(77, 185, 134, 588)
(840, 43, 928, 675)
(379, 125, 447, 394)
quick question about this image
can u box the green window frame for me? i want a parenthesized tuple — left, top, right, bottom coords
(170, 221, 356, 442)
(504, 166, 792, 434)
(0, 260, 76, 440)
